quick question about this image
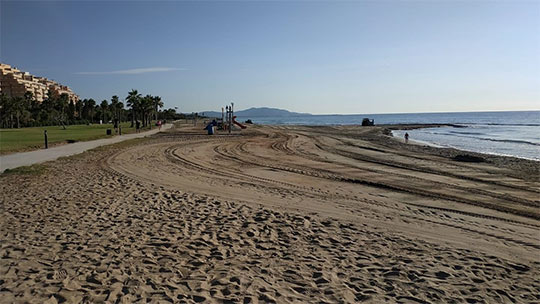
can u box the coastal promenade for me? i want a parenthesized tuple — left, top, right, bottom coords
(0, 123, 172, 173)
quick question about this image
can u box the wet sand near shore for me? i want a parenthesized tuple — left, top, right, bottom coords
(1, 123, 539, 303)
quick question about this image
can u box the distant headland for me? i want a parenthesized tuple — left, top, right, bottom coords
(200, 107, 312, 118)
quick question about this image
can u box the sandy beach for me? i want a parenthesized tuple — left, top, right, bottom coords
(1, 123, 538, 303)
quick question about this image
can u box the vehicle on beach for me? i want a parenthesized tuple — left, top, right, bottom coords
(362, 118, 374, 126)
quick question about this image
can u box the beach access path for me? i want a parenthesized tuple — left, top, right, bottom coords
(0, 123, 172, 173)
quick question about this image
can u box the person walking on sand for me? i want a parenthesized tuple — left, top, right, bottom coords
(136, 120, 141, 133)
(404, 132, 409, 143)
(157, 120, 162, 130)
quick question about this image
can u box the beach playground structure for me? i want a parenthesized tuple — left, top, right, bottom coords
(220, 102, 247, 133)
(207, 102, 247, 135)
(233, 116, 246, 129)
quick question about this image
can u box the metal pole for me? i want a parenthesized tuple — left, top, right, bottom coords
(228, 105, 232, 134)
(225, 106, 229, 132)
(44, 130, 48, 149)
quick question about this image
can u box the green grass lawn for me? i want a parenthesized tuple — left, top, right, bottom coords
(0, 122, 153, 154)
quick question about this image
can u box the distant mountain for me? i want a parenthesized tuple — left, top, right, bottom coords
(199, 107, 311, 118)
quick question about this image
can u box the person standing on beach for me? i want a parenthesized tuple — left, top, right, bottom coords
(136, 120, 141, 133)
(404, 132, 409, 143)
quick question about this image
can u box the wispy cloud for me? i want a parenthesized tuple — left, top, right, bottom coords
(75, 67, 185, 75)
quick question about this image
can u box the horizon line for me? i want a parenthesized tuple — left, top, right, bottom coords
(195, 108, 540, 116)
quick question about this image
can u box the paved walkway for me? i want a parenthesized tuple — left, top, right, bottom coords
(0, 124, 172, 173)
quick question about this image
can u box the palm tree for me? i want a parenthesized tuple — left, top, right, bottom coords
(87, 99, 96, 123)
(100, 99, 109, 123)
(42, 89, 57, 123)
(141, 95, 154, 127)
(126, 89, 141, 127)
(0, 94, 17, 128)
(14, 96, 24, 128)
(25, 92, 40, 123)
(75, 99, 83, 120)
(23, 92, 36, 126)
(23, 91, 34, 105)
(56, 93, 69, 129)
(68, 100, 76, 121)
(116, 100, 124, 122)
(110, 95, 120, 122)
(153, 96, 163, 121)
(0, 94, 11, 128)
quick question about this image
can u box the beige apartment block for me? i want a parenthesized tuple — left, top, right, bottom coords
(0, 63, 79, 103)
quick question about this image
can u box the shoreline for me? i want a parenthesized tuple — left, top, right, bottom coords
(256, 122, 540, 168)
(386, 124, 540, 162)
(373, 125, 539, 179)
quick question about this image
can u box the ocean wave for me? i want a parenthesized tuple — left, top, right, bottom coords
(466, 123, 540, 127)
(478, 138, 540, 146)
(425, 131, 540, 146)
(449, 131, 486, 136)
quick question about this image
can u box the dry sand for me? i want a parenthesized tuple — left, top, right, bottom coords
(1, 123, 539, 303)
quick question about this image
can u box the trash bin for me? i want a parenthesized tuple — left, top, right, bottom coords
(106, 129, 112, 135)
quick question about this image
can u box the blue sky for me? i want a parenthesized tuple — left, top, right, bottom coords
(1, 1, 539, 114)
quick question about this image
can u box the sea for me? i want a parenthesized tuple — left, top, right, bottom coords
(235, 111, 540, 160)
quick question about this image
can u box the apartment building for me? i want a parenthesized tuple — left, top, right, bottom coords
(0, 63, 79, 103)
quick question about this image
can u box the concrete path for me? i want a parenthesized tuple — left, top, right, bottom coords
(0, 124, 172, 173)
